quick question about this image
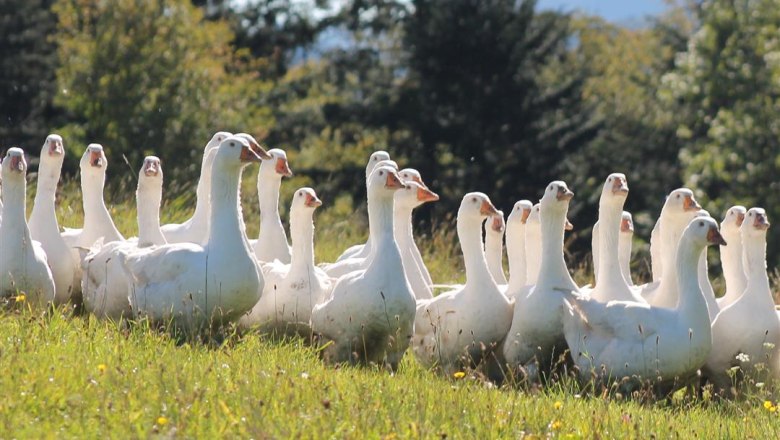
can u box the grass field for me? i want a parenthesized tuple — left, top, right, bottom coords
(4, 175, 778, 438)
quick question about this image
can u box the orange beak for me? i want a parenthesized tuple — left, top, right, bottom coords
(143, 160, 160, 177)
(620, 217, 634, 233)
(416, 186, 439, 203)
(611, 177, 629, 196)
(683, 195, 701, 211)
(480, 200, 498, 216)
(736, 211, 746, 227)
(385, 171, 406, 189)
(240, 138, 271, 162)
(275, 157, 293, 177)
(753, 212, 770, 230)
(707, 226, 727, 246)
(49, 140, 63, 156)
(565, 218, 574, 231)
(491, 216, 504, 233)
(90, 150, 103, 168)
(412, 175, 430, 190)
(557, 187, 574, 201)
(304, 193, 322, 208)
(521, 207, 532, 224)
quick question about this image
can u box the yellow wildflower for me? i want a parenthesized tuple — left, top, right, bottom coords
(764, 400, 773, 410)
(770, 406, 777, 413)
(551, 420, 562, 430)
(14, 293, 25, 303)
(97, 364, 107, 374)
(554, 401, 563, 410)
(453, 371, 466, 379)
(157, 416, 168, 426)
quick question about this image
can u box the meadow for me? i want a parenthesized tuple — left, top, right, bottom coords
(3, 174, 779, 438)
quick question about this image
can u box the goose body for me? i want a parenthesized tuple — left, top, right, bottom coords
(503, 182, 582, 374)
(717, 206, 747, 309)
(563, 217, 723, 386)
(0, 149, 55, 306)
(28, 134, 75, 304)
(704, 208, 780, 392)
(122, 136, 270, 331)
(82, 157, 166, 320)
(251, 148, 293, 264)
(161, 132, 231, 244)
(413, 193, 513, 372)
(311, 166, 416, 370)
(240, 188, 333, 334)
(485, 211, 508, 286)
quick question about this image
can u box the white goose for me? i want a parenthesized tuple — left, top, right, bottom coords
(588, 174, 644, 303)
(251, 148, 293, 263)
(0, 148, 55, 306)
(28, 134, 76, 304)
(642, 189, 702, 307)
(82, 157, 166, 320)
(334, 150, 391, 262)
(240, 188, 332, 334)
(311, 165, 415, 370)
(161, 131, 232, 244)
(413, 193, 513, 372)
(393, 178, 438, 300)
(397, 168, 435, 289)
(505, 200, 533, 295)
(694, 210, 720, 321)
(485, 210, 508, 286)
(704, 208, 780, 392)
(716, 206, 747, 309)
(563, 217, 724, 387)
(503, 182, 581, 375)
(122, 136, 270, 331)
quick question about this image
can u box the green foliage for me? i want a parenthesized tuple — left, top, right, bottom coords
(0, 0, 60, 150)
(51, 0, 273, 178)
(662, 0, 780, 264)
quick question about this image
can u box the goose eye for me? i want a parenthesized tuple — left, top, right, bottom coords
(676, 194, 680, 199)
(699, 221, 704, 226)
(379, 170, 384, 176)
(230, 142, 235, 147)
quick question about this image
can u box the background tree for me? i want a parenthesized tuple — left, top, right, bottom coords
(0, 0, 60, 150)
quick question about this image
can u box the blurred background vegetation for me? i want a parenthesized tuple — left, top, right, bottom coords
(2, 0, 779, 271)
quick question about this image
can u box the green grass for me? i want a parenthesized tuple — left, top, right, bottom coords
(7, 177, 778, 437)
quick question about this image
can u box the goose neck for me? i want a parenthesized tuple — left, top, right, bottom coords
(289, 209, 315, 272)
(525, 227, 541, 285)
(596, 202, 630, 291)
(675, 237, 708, 323)
(393, 206, 415, 249)
(457, 216, 494, 289)
(258, 175, 282, 226)
(721, 232, 746, 298)
(1, 178, 29, 238)
(367, 191, 395, 246)
(618, 233, 633, 285)
(506, 224, 526, 291)
(742, 232, 773, 305)
(137, 184, 166, 247)
(209, 162, 249, 252)
(538, 209, 578, 290)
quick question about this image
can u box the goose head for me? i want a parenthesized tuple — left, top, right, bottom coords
(665, 188, 701, 217)
(459, 192, 498, 223)
(292, 187, 322, 212)
(395, 180, 439, 210)
(260, 148, 293, 179)
(508, 200, 533, 227)
(721, 205, 747, 235)
(206, 131, 233, 153)
(214, 135, 269, 172)
(42, 134, 65, 160)
(540, 181, 574, 215)
(399, 168, 430, 190)
(620, 211, 634, 234)
(80, 144, 106, 175)
(375, 159, 398, 171)
(600, 173, 629, 206)
(743, 207, 770, 236)
(528, 203, 541, 226)
(488, 210, 506, 234)
(368, 165, 406, 198)
(366, 150, 391, 179)
(234, 133, 272, 161)
(3, 148, 27, 180)
(139, 156, 163, 188)
(684, 216, 727, 248)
